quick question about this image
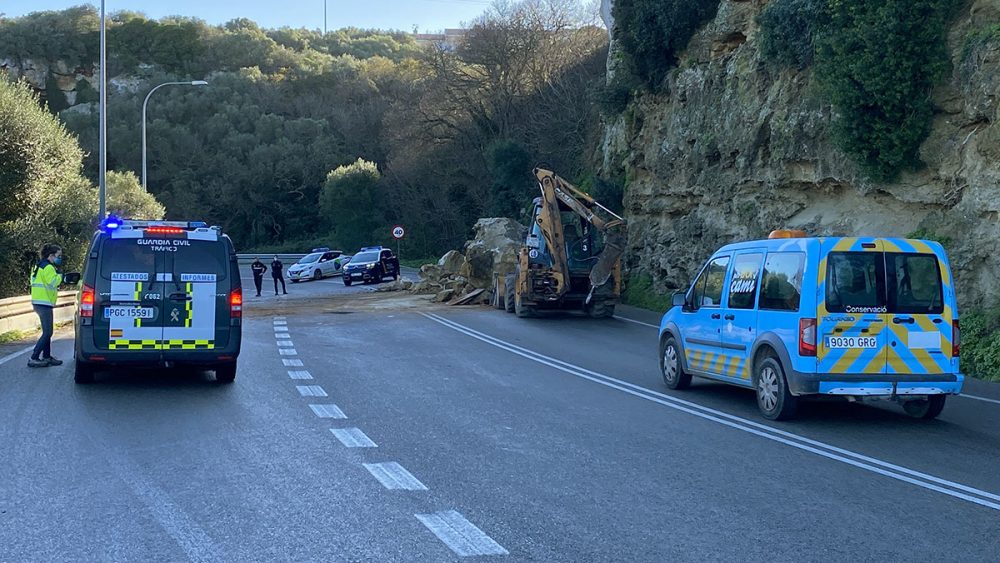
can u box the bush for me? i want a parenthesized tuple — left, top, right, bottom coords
(320, 159, 385, 252)
(623, 273, 674, 312)
(612, 0, 721, 90)
(758, 0, 826, 69)
(960, 307, 1000, 382)
(815, 0, 959, 181)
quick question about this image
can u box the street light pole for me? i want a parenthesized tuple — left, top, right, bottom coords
(324, 0, 328, 34)
(98, 0, 106, 219)
(141, 80, 208, 190)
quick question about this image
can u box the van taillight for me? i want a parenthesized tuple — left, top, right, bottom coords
(230, 288, 242, 318)
(953, 320, 960, 357)
(799, 318, 817, 357)
(80, 284, 95, 318)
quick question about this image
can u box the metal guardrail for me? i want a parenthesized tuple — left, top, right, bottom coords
(0, 291, 77, 334)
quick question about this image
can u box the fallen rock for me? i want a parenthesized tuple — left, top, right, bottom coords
(419, 264, 444, 281)
(434, 289, 455, 303)
(438, 250, 466, 274)
(376, 279, 412, 292)
(462, 218, 526, 289)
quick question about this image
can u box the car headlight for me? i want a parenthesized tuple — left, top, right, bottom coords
(365, 263, 375, 269)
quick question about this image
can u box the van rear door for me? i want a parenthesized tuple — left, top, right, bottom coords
(882, 240, 953, 375)
(161, 232, 230, 351)
(818, 239, 889, 376)
(95, 233, 168, 352)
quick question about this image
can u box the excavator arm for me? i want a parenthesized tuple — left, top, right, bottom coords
(532, 168, 627, 292)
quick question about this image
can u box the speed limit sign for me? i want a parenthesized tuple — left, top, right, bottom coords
(392, 225, 406, 239)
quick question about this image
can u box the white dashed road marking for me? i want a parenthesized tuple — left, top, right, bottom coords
(282, 359, 304, 367)
(288, 370, 313, 380)
(309, 404, 347, 419)
(297, 385, 327, 397)
(363, 462, 428, 491)
(415, 510, 508, 557)
(276, 341, 294, 347)
(274, 326, 289, 332)
(279, 349, 298, 356)
(330, 427, 377, 448)
(273, 320, 287, 326)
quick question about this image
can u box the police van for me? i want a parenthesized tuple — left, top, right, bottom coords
(658, 231, 962, 420)
(73, 218, 243, 384)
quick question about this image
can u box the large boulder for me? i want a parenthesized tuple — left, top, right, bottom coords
(461, 218, 527, 289)
(437, 250, 466, 275)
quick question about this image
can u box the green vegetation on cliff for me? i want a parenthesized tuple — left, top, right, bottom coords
(759, 0, 960, 181)
(611, 0, 721, 89)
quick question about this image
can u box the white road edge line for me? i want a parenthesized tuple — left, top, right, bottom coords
(422, 312, 1000, 512)
(614, 313, 1000, 409)
(614, 315, 659, 329)
(0, 345, 36, 366)
(363, 462, 428, 490)
(415, 510, 509, 557)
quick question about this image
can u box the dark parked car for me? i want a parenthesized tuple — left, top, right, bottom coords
(342, 246, 399, 286)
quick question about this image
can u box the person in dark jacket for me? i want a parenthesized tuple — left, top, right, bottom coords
(250, 258, 267, 297)
(28, 243, 64, 368)
(271, 255, 288, 295)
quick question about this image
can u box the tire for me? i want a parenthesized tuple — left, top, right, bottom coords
(216, 363, 237, 384)
(587, 300, 615, 319)
(902, 395, 947, 420)
(291, 279, 300, 283)
(514, 290, 535, 318)
(504, 274, 516, 314)
(492, 276, 505, 310)
(313, 269, 322, 281)
(660, 336, 691, 390)
(343, 277, 352, 286)
(754, 356, 798, 421)
(74, 361, 96, 384)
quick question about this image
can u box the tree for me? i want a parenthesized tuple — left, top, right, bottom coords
(106, 170, 167, 220)
(0, 78, 96, 297)
(320, 159, 385, 251)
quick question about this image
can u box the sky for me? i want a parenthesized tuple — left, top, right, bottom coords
(0, 0, 496, 32)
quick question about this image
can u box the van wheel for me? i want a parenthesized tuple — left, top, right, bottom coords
(216, 363, 237, 384)
(754, 356, 798, 421)
(660, 336, 691, 390)
(313, 269, 322, 280)
(504, 274, 516, 314)
(902, 395, 946, 420)
(74, 361, 96, 384)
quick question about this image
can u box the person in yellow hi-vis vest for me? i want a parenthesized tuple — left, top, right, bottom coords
(28, 243, 64, 368)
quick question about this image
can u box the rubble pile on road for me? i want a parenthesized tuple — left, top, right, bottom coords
(407, 217, 526, 305)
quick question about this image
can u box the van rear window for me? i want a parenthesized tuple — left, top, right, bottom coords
(100, 239, 156, 280)
(825, 251, 944, 314)
(826, 252, 886, 314)
(886, 253, 943, 314)
(173, 240, 228, 280)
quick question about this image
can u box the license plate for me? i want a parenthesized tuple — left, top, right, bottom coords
(104, 306, 155, 319)
(826, 336, 878, 349)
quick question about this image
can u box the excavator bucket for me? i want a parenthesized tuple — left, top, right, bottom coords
(589, 222, 626, 289)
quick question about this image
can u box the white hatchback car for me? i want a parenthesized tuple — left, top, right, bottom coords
(288, 249, 349, 282)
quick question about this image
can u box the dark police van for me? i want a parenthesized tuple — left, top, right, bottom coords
(73, 219, 243, 384)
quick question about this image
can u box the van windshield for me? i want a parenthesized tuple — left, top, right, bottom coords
(825, 251, 943, 314)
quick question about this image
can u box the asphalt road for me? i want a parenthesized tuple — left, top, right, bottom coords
(2, 275, 999, 561)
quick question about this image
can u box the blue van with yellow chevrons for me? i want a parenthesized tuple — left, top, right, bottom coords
(658, 231, 962, 420)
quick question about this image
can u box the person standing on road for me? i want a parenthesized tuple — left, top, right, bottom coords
(250, 257, 268, 297)
(27, 243, 64, 368)
(271, 255, 288, 295)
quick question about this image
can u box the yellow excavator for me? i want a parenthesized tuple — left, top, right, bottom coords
(492, 168, 627, 318)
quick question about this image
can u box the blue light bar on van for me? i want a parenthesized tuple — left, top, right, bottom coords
(101, 214, 123, 232)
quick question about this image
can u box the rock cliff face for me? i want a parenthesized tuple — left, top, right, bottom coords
(601, 0, 1000, 309)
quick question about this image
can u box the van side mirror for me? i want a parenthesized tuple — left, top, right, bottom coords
(672, 291, 686, 308)
(63, 272, 81, 285)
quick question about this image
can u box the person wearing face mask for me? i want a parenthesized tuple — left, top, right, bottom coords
(28, 243, 64, 368)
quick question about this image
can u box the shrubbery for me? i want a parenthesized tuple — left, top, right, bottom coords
(611, 0, 721, 90)
(759, 0, 960, 182)
(960, 308, 1000, 382)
